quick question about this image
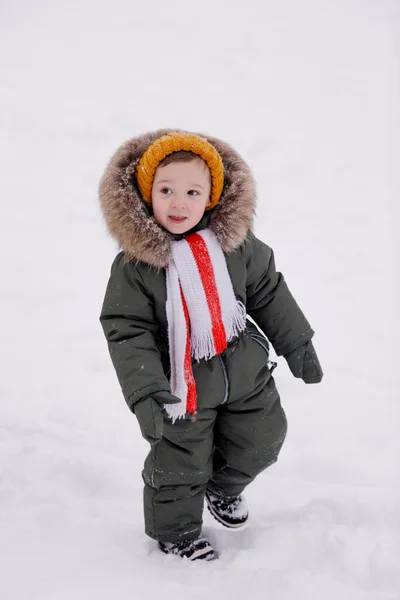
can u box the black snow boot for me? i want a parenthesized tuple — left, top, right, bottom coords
(158, 537, 215, 561)
(205, 490, 249, 528)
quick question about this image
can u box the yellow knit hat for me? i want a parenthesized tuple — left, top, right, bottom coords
(136, 132, 224, 210)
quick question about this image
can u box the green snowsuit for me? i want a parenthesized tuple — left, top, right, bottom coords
(99, 129, 322, 542)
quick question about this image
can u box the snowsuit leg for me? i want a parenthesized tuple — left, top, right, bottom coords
(208, 333, 287, 497)
(142, 358, 223, 543)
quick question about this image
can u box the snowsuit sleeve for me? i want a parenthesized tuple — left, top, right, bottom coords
(245, 233, 314, 356)
(100, 253, 170, 411)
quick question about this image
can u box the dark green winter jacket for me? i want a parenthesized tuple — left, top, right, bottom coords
(99, 129, 316, 411)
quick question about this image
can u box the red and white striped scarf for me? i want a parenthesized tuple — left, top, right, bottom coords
(165, 230, 246, 421)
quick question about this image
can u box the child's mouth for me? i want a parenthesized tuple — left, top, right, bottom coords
(168, 216, 187, 223)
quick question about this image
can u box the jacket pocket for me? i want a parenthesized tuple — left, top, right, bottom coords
(248, 331, 278, 374)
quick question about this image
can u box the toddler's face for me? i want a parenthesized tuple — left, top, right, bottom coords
(151, 158, 211, 234)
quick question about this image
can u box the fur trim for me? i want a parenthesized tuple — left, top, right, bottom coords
(99, 128, 256, 268)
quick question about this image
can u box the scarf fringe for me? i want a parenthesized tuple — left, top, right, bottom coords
(191, 300, 247, 362)
(166, 401, 187, 423)
(191, 329, 215, 362)
(225, 301, 247, 341)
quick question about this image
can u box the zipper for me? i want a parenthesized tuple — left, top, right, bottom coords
(218, 354, 229, 404)
(250, 333, 270, 354)
(249, 334, 278, 374)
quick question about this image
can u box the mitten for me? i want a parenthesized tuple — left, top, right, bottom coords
(133, 391, 181, 444)
(284, 340, 323, 384)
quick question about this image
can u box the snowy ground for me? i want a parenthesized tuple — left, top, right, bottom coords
(1, 1, 399, 599)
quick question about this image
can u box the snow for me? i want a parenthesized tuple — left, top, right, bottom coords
(0, 0, 399, 598)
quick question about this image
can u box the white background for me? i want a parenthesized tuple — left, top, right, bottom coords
(1, 1, 399, 598)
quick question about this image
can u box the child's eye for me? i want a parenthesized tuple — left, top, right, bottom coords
(160, 188, 172, 195)
(187, 190, 199, 196)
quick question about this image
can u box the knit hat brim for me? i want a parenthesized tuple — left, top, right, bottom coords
(136, 132, 224, 210)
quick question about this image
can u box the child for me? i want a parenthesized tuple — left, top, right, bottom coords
(99, 130, 323, 561)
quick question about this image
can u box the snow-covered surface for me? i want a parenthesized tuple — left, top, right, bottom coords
(1, 1, 399, 598)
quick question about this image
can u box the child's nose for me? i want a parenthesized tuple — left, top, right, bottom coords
(171, 194, 187, 209)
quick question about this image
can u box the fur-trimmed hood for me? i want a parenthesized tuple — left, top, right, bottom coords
(99, 129, 256, 268)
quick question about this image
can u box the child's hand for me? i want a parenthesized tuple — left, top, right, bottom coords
(284, 341, 323, 384)
(133, 392, 180, 444)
